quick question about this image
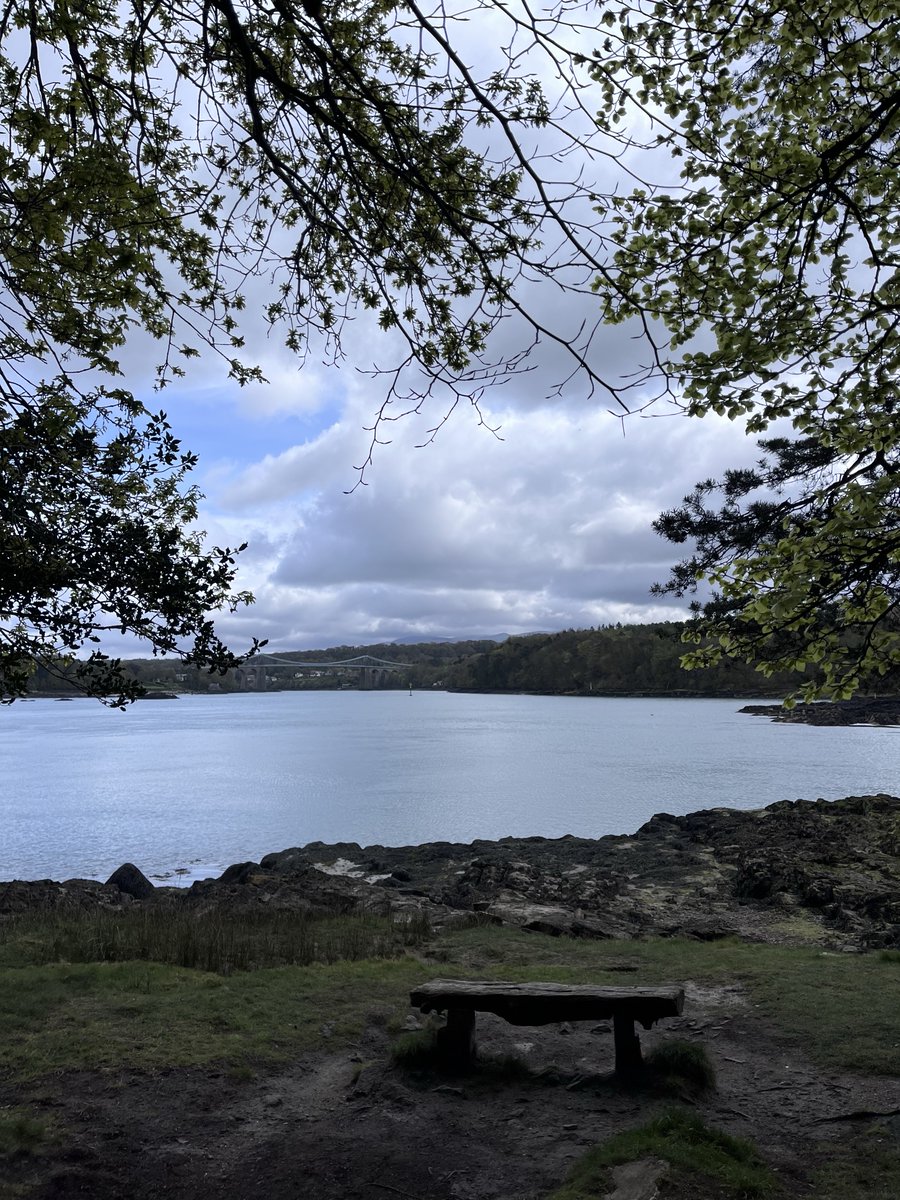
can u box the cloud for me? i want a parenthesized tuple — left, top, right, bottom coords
(185, 383, 757, 653)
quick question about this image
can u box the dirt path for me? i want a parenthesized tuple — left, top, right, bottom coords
(6, 981, 900, 1199)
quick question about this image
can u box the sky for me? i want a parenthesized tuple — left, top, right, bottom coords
(108, 6, 767, 658)
(131, 312, 759, 658)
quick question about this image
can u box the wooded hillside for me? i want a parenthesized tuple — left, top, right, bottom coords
(443, 624, 807, 697)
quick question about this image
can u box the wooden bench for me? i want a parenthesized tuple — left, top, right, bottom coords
(409, 979, 684, 1077)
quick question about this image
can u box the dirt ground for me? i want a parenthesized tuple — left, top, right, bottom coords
(5, 980, 900, 1199)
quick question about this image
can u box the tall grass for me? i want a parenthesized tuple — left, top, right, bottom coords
(646, 1039, 717, 1093)
(0, 905, 431, 973)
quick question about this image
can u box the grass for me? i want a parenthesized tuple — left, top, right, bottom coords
(0, 906, 431, 973)
(646, 1040, 716, 1093)
(0, 957, 427, 1080)
(2, 915, 900, 1197)
(389, 1028, 532, 1083)
(0, 906, 434, 1080)
(812, 1124, 900, 1200)
(390, 1028, 440, 1069)
(2, 915, 900, 1083)
(0, 1108, 49, 1156)
(547, 1108, 779, 1199)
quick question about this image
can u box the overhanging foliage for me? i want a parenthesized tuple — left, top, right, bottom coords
(590, 1, 900, 698)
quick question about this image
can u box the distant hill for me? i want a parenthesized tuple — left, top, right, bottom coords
(444, 624, 812, 697)
(388, 632, 511, 645)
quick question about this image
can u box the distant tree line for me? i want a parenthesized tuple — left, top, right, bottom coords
(23, 622, 900, 701)
(442, 625, 810, 697)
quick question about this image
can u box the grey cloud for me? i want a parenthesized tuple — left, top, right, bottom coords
(193, 398, 753, 653)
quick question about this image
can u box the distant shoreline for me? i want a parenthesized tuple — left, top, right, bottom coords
(23, 687, 786, 701)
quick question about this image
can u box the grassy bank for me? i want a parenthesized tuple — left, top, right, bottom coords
(2, 913, 900, 1079)
(2, 911, 900, 1198)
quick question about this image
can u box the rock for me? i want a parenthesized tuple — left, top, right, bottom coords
(603, 1157, 668, 1200)
(6, 793, 900, 953)
(63, 879, 133, 909)
(638, 812, 679, 833)
(741, 698, 900, 726)
(218, 861, 260, 884)
(0, 879, 102, 914)
(570, 913, 622, 939)
(485, 901, 577, 936)
(863, 925, 900, 949)
(105, 863, 155, 900)
(735, 853, 806, 901)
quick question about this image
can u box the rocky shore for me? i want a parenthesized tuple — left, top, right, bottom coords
(740, 696, 900, 725)
(4, 793, 900, 951)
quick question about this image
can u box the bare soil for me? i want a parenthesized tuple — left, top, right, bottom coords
(5, 979, 900, 1199)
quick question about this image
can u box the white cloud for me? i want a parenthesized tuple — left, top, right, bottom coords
(186, 384, 758, 653)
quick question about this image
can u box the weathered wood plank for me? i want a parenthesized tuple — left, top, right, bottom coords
(410, 979, 683, 1030)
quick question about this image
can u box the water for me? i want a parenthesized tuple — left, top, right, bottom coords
(1, 691, 897, 883)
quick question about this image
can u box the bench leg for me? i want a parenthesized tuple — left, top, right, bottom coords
(613, 1012, 642, 1078)
(437, 1007, 476, 1066)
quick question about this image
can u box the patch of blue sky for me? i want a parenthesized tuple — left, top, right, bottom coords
(143, 376, 347, 471)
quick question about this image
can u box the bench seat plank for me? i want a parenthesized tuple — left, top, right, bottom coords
(410, 979, 684, 1030)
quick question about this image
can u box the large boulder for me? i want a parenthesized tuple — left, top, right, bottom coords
(218, 861, 260, 885)
(483, 900, 624, 939)
(106, 862, 155, 900)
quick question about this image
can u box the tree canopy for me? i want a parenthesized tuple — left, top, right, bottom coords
(0, 0, 611, 701)
(3, 0, 899, 701)
(589, 0, 900, 699)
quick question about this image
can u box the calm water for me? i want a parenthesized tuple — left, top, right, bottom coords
(2, 691, 897, 883)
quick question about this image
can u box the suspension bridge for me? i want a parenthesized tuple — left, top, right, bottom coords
(236, 653, 412, 690)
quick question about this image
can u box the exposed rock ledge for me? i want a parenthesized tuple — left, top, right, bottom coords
(741, 696, 900, 725)
(3, 794, 900, 951)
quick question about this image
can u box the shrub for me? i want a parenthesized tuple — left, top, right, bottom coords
(646, 1039, 716, 1092)
(389, 1029, 439, 1069)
